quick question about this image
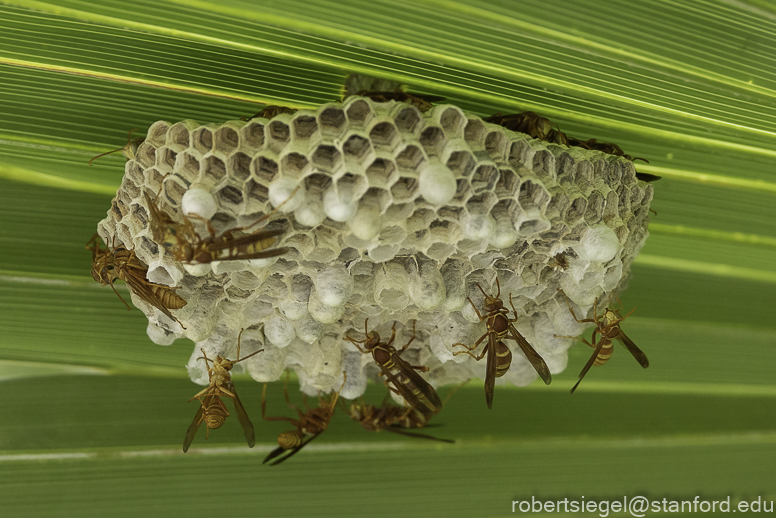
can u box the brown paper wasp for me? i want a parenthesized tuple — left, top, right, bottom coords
(86, 233, 186, 327)
(556, 290, 649, 393)
(88, 128, 144, 166)
(143, 184, 299, 264)
(344, 320, 443, 418)
(240, 105, 298, 121)
(261, 371, 346, 466)
(453, 280, 552, 408)
(183, 329, 263, 452)
(349, 399, 452, 443)
(484, 111, 569, 146)
(348, 89, 445, 113)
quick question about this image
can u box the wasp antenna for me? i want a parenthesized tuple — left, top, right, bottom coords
(88, 147, 124, 166)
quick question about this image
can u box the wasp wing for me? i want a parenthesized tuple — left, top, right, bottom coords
(616, 330, 649, 369)
(385, 426, 455, 443)
(483, 334, 497, 410)
(263, 431, 323, 466)
(635, 172, 661, 183)
(120, 267, 184, 327)
(508, 325, 552, 385)
(194, 228, 289, 262)
(183, 398, 207, 452)
(226, 381, 256, 448)
(383, 355, 442, 418)
(571, 332, 606, 394)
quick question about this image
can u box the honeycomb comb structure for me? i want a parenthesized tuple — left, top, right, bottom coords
(96, 96, 653, 398)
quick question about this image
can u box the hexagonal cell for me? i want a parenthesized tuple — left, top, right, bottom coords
(251, 156, 278, 184)
(244, 178, 269, 207)
(494, 167, 519, 199)
(576, 160, 595, 192)
(584, 191, 605, 224)
(311, 144, 342, 172)
(395, 144, 426, 172)
(345, 99, 374, 126)
(365, 158, 398, 190)
(125, 160, 144, 187)
(369, 121, 400, 150)
(110, 198, 127, 221)
(545, 191, 570, 220)
(439, 107, 465, 137)
(407, 207, 436, 232)
(214, 126, 239, 155)
(128, 202, 149, 231)
(304, 173, 333, 192)
(146, 121, 170, 147)
(216, 184, 244, 213)
(463, 118, 486, 145)
(617, 186, 631, 216)
(203, 155, 227, 185)
(210, 211, 238, 235)
(292, 114, 319, 139)
(383, 201, 414, 223)
(319, 107, 347, 136)
(445, 150, 476, 179)
(241, 121, 265, 152)
(603, 190, 620, 220)
(393, 106, 422, 134)
(629, 185, 645, 207)
(490, 198, 520, 223)
(280, 152, 310, 178)
(470, 164, 499, 194)
(229, 152, 252, 183)
(120, 174, 140, 200)
(337, 172, 368, 201)
(267, 120, 291, 151)
(614, 224, 629, 244)
(518, 180, 551, 211)
(156, 147, 177, 171)
(419, 126, 446, 157)
(450, 179, 473, 206)
(169, 122, 192, 151)
(507, 140, 532, 169)
(175, 151, 201, 182)
(192, 127, 213, 154)
(597, 159, 622, 189)
(484, 130, 509, 163)
(531, 149, 556, 181)
(390, 176, 419, 202)
(162, 175, 188, 207)
(135, 142, 156, 169)
(342, 134, 374, 165)
(143, 167, 167, 193)
(362, 186, 392, 213)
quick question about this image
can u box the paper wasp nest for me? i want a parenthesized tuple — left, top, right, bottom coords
(97, 96, 653, 398)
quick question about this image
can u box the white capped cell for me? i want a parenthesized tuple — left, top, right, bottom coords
(182, 188, 218, 219)
(268, 177, 304, 211)
(419, 161, 457, 205)
(323, 185, 358, 222)
(295, 194, 326, 227)
(314, 265, 354, 307)
(349, 204, 382, 240)
(308, 288, 346, 324)
(264, 312, 296, 348)
(577, 224, 620, 262)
